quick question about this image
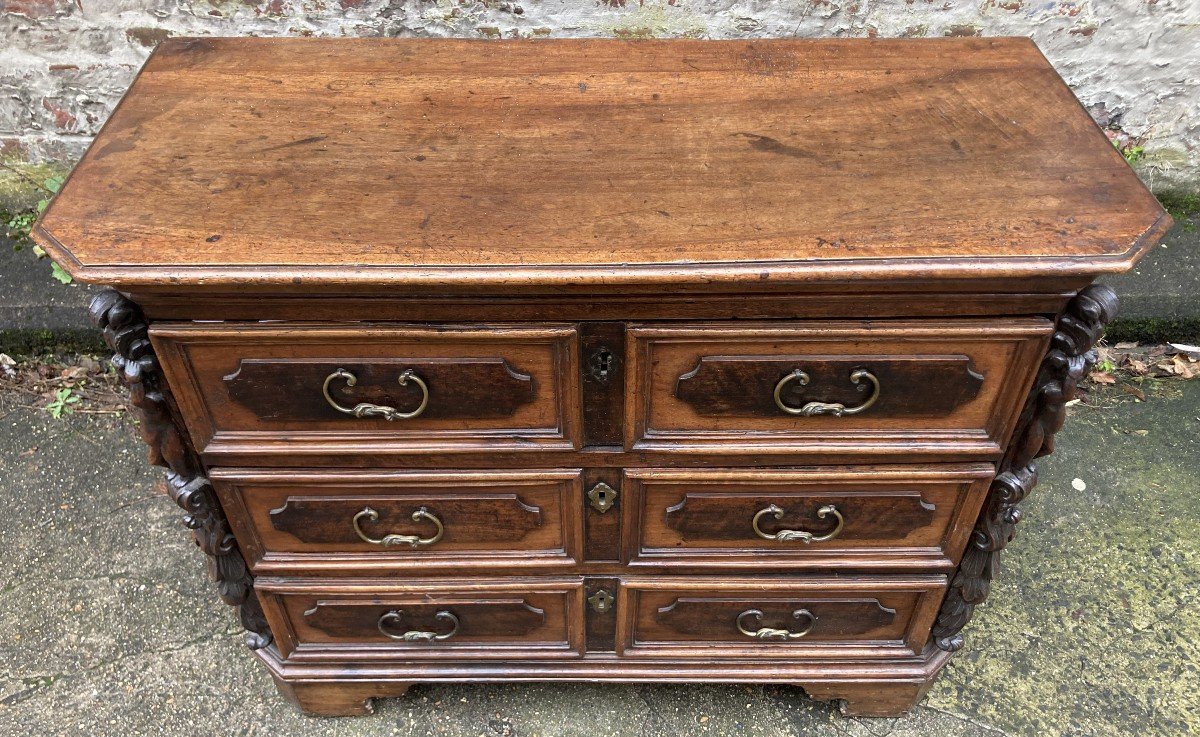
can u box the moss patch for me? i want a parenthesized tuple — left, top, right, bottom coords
(0, 159, 70, 213)
(0, 329, 106, 356)
(598, 2, 706, 39)
(1105, 318, 1200, 345)
(1157, 189, 1200, 232)
(929, 381, 1200, 735)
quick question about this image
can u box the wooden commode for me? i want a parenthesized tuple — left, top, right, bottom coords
(34, 37, 1169, 717)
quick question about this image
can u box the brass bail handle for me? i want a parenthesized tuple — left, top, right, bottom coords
(752, 504, 844, 543)
(353, 506, 444, 548)
(773, 367, 880, 417)
(378, 610, 459, 642)
(322, 367, 429, 420)
(736, 609, 816, 640)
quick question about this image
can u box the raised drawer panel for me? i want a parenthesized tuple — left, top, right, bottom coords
(211, 469, 584, 573)
(623, 465, 994, 570)
(257, 578, 586, 660)
(617, 576, 946, 659)
(150, 323, 581, 457)
(626, 319, 1052, 458)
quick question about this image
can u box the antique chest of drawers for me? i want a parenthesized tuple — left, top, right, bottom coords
(34, 37, 1168, 717)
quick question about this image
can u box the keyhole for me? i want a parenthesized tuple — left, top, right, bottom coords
(589, 346, 616, 382)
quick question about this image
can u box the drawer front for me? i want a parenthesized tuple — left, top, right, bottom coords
(624, 466, 993, 570)
(150, 323, 581, 456)
(617, 576, 946, 659)
(257, 578, 585, 660)
(211, 469, 584, 573)
(626, 319, 1052, 458)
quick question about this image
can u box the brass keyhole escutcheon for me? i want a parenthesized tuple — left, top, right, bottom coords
(588, 589, 615, 613)
(588, 482, 618, 513)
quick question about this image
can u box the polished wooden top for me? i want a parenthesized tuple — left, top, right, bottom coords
(36, 37, 1167, 291)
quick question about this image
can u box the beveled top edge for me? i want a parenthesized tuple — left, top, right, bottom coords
(33, 211, 1172, 292)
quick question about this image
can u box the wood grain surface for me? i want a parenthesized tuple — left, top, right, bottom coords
(626, 319, 1053, 457)
(35, 37, 1167, 291)
(617, 575, 946, 658)
(623, 465, 993, 571)
(148, 323, 582, 455)
(210, 468, 585, 573)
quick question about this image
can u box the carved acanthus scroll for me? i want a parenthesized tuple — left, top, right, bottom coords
(90, 289, 272, 649)
(932, 284, 1118, 651)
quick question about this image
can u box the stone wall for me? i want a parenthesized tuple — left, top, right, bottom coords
(2, 0, 1197, 206)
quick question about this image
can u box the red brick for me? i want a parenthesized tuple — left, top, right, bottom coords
(3, 0, 59, 18)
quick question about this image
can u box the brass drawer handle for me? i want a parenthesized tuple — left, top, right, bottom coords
(773, 368, 880, 416)
(322, 367, 429, 420)
(752, 504, 844, 543)
(736, 609, 816, 640)
(353, 506, 444, 548)
(378, 610, 459, 642)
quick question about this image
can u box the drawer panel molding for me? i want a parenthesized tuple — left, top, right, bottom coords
(656, 596, 897, 638)
(617, 576, 946, 659)
(257, 578, 586, 660)
(667, 491, 929, 541)
(212, 469, 585, 573)
(627, 319, 1053, 459)
(623, 466, 994, 570)
(268, 494, 541, 546)
(303, 598, 547, 640)
(226, 357, 536, 421)
(150, 323, 582, 458)
(675, 355, 984, 418)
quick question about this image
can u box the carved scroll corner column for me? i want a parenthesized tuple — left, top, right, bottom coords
(932, 284, 1118, 653)
(90, 288, 273, 650)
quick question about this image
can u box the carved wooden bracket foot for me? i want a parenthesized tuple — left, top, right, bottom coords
(270, 675, 410, 717)
(803, 680, 935, 717)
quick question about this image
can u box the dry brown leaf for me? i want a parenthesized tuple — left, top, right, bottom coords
(1114, 341, 1140, 349)
(1169, 343, 1200, 360)
(1117, 383, 1146, 401)
(1, 354, 125, 410)
(1090, 372, 1117, 385)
